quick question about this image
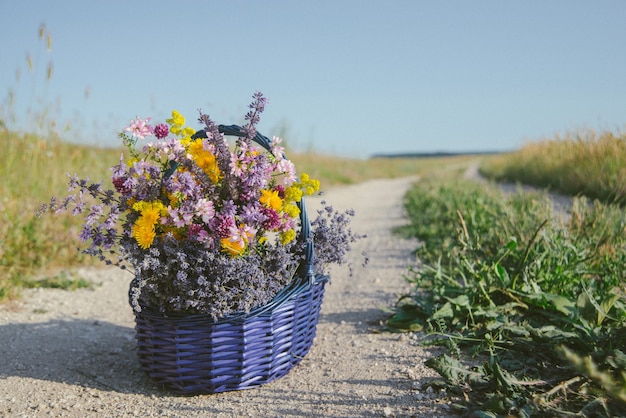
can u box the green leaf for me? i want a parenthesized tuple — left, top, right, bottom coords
(386, 304, 425, 331)
(506, 238, 518, 251)
(526, 324, 578, 340)
(425, 353, 486, 386)
(432, 301, 454, 320)
(526, 292, 576, 317)
(493, 262, 511, 287)
(445, 294, 471, 307)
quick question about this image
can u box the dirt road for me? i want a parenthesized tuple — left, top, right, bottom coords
(0, 177, 454, 417)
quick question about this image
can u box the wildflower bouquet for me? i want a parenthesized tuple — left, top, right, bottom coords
(40, 92, 360, 321)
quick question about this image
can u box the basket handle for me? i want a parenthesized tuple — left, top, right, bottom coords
(191, 125, 316, 285)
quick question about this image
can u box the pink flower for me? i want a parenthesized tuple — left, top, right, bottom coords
(195, 198, 215, 223)
(125, 117, 153, 140)
(168, 206, 193, 228)
(271, 136, 286, 157)
(277, 159, 297, 186)
(225, 224, 256, 248)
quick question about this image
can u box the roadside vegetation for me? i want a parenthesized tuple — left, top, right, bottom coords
(389, 140, 626, 415)
(480, 127, 626, 205)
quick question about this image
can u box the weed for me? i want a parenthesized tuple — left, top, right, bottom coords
(390, 176, 626, 416)
(22, 271, 93, 291)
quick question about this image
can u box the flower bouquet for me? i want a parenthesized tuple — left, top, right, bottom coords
(39, 92, 361, 394)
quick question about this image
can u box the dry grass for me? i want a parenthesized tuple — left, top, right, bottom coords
(480, 128, 626, 204)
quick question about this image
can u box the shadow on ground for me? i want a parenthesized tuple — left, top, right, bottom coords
(0, 319, 160, 394)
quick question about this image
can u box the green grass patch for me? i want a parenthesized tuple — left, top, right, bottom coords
(480, 128, 626, 205)
(22, 270, 93, 291)
(389, 176, 626, 416)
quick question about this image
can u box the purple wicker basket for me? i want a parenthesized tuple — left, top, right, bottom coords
(130, 125, 327, 394)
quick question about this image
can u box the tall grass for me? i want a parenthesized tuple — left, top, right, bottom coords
(0, 131, 120, 298)
(480, 128, 626, 204)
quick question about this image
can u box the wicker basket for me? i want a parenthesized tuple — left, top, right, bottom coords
(131, 125, 327, 394)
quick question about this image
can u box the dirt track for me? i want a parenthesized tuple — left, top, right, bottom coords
(0, 177, 455, 417)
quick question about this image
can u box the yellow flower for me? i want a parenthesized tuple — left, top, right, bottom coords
(260, 189, 283, 210)
(300, 173, 320, 195)
(179, 136, 192, 147)
(220, 238, 246, 257)
(132, 224, 156, 249)
(166, 110, 186, 135)
(280, 229, 296, 245)
(284, 185, 303, 203)
(134, 215, 157, 230)
(182, 126, 196, 137)
(283, 203, 300, 218)
(188, 139, 220, 183)
(130, 200, 166, 249)
(132, 200, 167, 219)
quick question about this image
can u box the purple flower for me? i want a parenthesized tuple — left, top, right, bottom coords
(168, 204, 194, 228)
(240, 203, 266, 225)
(214, 215, 235, 238)
(165, 170, 198, 200)
(154, 123, 169, 139)
(261, 207, 281, 230)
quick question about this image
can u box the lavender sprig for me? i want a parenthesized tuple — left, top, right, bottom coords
(241, 91, 267, 141)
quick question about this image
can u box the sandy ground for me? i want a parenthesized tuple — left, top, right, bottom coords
(0, 177, 456, 418)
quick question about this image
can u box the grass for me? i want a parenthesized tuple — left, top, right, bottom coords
(479, 127, 626, 205)
(388, 174, 626, 416)
(0, 130, 117, 298)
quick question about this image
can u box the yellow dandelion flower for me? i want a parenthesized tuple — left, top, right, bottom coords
(132, 200, 166, 219)
(134, 215, 156, 231)
(130, 201, 166, 248)
(188, 139, 221, 183)
(132, 223, 156, 249)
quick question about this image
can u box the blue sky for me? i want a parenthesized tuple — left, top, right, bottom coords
(2, 1, 626, 157)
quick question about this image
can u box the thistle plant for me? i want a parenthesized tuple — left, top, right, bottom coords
(39, 92, 361, 320)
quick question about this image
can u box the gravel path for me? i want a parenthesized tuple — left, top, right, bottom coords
(0, 177, 455, 418)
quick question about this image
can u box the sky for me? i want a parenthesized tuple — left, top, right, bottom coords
(1, 1, 626, 158)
